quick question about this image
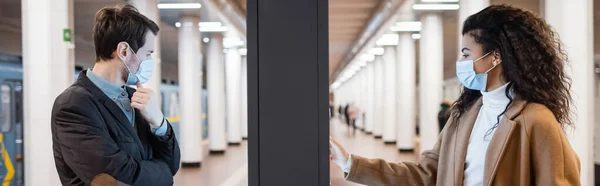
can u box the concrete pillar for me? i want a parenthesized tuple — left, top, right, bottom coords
(178, 16, 203, 165)
(353, 70, 362, 129)
(458, 0, 489, 58)
(545, 0, 594, 184)
(225, 31, 243, 145)
(130, 0, 162, 104)
(396, 32, 416, 151)
(241, 55, 248, 139)
(360, 68, 367, 129)
(22, 0, 74, 184)
(419, 13, 443, 153)
(382, 46, 397, 143)
(373, 56, 384, 138)
(206, 33, 227, 153)
(365, 62, 375, 134)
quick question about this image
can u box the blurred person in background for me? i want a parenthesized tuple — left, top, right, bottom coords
(330, 4, 579, 185)
(51, 5, 180, 186)
(347, 103, 359, 135)
(438, 100, 453, 132)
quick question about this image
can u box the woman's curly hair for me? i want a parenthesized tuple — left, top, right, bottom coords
(453, 4, 573, 129)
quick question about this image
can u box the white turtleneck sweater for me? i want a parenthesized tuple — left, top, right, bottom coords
(463, 83, 512, 186)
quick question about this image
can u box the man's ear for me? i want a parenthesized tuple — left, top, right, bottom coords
(116, 42, 129, 60)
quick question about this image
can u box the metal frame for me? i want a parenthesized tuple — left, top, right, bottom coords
(247, 0, 329, 185)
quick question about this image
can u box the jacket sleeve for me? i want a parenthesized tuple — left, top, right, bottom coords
(528, 107, 580, 186)
(345, 134, 442, 186)
(53, 100, 175, 186)
(149, 121, 181, 175)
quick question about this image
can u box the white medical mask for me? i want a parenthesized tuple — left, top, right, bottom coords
(455, 52, 498, 91)
(121, 46, 155, 85)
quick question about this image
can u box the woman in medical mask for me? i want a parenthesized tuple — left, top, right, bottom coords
(330, 4, 579, 186)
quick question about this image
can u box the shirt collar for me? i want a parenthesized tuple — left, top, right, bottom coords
(481, 82, 513, 109)
(86, 68, 127, 100)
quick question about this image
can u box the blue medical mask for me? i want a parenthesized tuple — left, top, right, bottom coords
(121, 47, 155, 85)
(456, 52, 498, 91)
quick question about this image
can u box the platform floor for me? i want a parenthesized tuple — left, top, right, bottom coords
(174, 141, 249, 186)
(173, 117, 417, 186)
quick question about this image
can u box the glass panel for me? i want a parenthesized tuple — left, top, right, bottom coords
(14, 81, 22, 124)
(1, 83, 12, 132)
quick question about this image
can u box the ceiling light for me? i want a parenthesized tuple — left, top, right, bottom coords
(377, 34, 399, 46)
(421, 0, 459, 2)
(412, 33, 422, 40)
(223, 37, 245, 48)
(359, 54, 375, 62)
(390, 21, 422, 32)
(239, 48, 247, 56)
(175, 22, 181, 28)
(331, 82, 341, 89)
(358, 61, 367, 67)
(369, 47, 385, 56)
(199, 22, 222, 27)
(199, 26, 228, 32)
(203, 37, 210, 43)
(413, 4, 459, 10)
(158, 3, 202, 9)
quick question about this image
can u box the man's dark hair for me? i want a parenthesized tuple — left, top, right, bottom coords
(93, 4, 159, 62)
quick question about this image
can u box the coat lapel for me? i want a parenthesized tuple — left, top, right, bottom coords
(77, 70, 146, 157)
(483, 98, 528, 185)
(453, 98, 483, 186)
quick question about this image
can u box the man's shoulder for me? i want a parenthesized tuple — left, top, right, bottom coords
(53, 83, 95, 109)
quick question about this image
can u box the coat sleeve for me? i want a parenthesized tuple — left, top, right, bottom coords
(345, 133, 442, 186)
(52, 98, 175, 186)
(149, 121, 181, 175)
(528, 106, 580, 186)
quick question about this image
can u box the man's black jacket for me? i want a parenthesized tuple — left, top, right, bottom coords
(51, 70, 180, 186)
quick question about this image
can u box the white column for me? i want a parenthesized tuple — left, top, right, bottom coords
(207, 34, 227, 153)
(131, 0, 162, 104)
(419, 13, 443, 153)
(22, 0, 73, 184)
(360, 68, 367, 129)
(225, 31, 242, 145)
(458, 0, 489, 58)
(396, 32, 416, 151)
(241, 55, 248, 139)
(365, 62, 375, 134)
(373, 56, 384, 138)
(178, 16, 203, 164)
(354, 71, 362, 129)
(361, 65, 368, 130)
(545, 0, 594, 184)
(383, 46, 397, 143)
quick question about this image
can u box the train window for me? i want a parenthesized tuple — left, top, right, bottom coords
(1, 83, 12, 132)
(14, 81, 23, 124)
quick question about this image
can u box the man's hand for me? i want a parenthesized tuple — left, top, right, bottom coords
(131, 82, 164, 128)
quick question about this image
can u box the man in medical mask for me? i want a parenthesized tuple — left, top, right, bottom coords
(50, 5, 180, 186)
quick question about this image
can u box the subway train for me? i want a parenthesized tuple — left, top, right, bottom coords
(0, 54, 208, 186)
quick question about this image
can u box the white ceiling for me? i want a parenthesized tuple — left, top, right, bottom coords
(329, 0, 382, 79)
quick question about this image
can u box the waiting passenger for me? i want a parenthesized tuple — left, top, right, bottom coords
(330, 4, 580, 185)
(438, 100, 452, 132)
(51, 5, 180, 186)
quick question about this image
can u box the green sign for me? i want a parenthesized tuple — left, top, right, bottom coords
(63, 29, 72, 42)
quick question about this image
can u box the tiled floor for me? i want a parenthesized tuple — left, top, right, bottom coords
(173, 117, 417, 186)
(174, 141, 248, 186)
(329, 118, 418, 186)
